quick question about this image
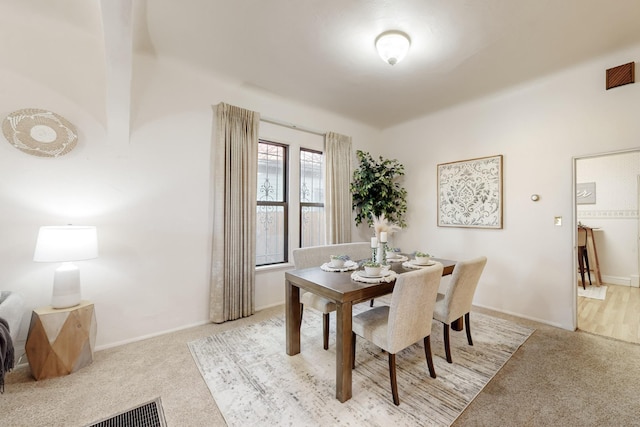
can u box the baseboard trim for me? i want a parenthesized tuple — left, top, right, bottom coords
(255, 301, 285, 311)
(95, 319, 210, 352)
(601, 274, 632, 287)
(472, 303, 570, 330)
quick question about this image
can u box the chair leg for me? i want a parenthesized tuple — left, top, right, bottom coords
(323, 313, 330, 350)
(351, 332, 356, 369)
(582, 247, 592, 286)
(443, 323, 452, 363)
(370, 299, 374, 307)
(388, 353, 400, 406)
(464, 312, 473, 346)
(300, 303, 304, 321)
(577, 249, 586, 290)
(423, 336, 436, 378)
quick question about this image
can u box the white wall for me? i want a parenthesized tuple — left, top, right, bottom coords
(577, 151, 640, 285)
(372, 44, 640, 330)
(0, 49, 380, 352)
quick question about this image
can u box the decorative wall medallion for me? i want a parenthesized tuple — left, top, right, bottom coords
(2, 108, 78, 157)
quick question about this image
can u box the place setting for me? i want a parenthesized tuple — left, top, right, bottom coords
(320, 254, 359, 272)
(384, 248, 408, 263)
(402, 251, 437, 269)
(351, 261, 397, 283)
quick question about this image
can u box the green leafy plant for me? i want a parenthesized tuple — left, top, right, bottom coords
(351, 150, 408, 228)
(331, 254, 350, 261)
(363, 261, 381, 267)
(415, 251, 431, 257)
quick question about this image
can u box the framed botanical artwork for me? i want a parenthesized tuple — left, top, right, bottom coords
(437, 154, 503, 229)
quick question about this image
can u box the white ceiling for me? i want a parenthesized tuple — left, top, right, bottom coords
(135, 0, 640, 129)
(6, 0, 640, 130)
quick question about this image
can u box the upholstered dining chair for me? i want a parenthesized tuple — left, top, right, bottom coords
(292, 242, 371, 350)
(351, 264, 443, 406)
(432, 256, 487, 364)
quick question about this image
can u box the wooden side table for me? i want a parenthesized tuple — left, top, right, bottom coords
(25, 300, 97, 380)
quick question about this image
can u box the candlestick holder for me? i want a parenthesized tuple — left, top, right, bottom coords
(380, 243, 388, 265)
(371, 246, 377, 263)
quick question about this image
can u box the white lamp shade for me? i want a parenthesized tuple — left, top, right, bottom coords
(375, 31, 411, 65)
(34, 226, 98, 262)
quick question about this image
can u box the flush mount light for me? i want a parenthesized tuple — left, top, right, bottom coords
(375, 30, 411, 65)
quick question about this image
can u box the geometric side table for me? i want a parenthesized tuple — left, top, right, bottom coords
(25, 300, 97, 380)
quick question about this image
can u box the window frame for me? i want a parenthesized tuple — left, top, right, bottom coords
(299, 147, 325, 248)
(256, 139, 289, 267)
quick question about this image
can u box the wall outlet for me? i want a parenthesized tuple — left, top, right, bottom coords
(554, 216, 562, 226)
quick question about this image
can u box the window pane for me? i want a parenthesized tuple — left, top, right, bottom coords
(256, 205, 286, 265)
(301, 205, 325, 247)
(300, 148, 325, 248)
(258, 143, 285, 202)
(300, 150, 324, 203)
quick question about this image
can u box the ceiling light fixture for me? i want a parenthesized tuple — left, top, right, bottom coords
(375, 30, 411, 66)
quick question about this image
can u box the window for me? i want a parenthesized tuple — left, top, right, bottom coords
(255, 139, 325, 267)
(300, 148, 325, 247)
(256, 141, 288, 266)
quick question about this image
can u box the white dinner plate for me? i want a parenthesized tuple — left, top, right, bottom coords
(358, 270, 392, 279)
(327, 260, 357, 269)
(410, 260, 436, 266)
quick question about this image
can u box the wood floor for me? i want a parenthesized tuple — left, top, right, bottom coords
(578, 282, 640, 344)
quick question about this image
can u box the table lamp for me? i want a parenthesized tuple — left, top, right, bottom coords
(33, 225, 98, 309)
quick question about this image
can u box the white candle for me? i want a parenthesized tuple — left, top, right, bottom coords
(371, 237, 378, 248)
(380, 231, 387, 243)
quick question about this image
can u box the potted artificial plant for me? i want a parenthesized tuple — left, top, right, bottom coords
(350, 150, 408, 229)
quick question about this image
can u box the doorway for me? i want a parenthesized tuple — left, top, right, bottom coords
(574, 149, 640, 344)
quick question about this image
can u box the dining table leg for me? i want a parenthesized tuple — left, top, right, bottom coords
(285, 279, 301, 356)
(335, 301, 353, 402)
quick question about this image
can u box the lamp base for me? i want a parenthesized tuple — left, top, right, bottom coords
(51, 262, 81, 309)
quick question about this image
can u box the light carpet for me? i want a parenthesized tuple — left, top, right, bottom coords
(578, 285, 607, 300)
(188, 305, 534, 427)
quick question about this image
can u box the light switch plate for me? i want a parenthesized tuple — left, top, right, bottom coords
(554, 216, 562, 226)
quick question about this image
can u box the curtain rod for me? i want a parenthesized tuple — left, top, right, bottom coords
(260, 116, 326, 137)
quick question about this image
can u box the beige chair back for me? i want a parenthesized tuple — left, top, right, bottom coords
(292, 242, 371, 269)
(386, 263, 443, 354)
(435, 257, 487, 324)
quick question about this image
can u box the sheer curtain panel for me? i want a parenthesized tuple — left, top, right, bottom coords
(210, 103, 259, 323)
(325, 132, 353, 244)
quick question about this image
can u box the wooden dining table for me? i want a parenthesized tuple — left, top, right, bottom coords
(285, 257, 456, 403)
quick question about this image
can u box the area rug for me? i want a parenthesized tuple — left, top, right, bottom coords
(578, 285, 607, 300)
(188, 306, 534, 427)
(86, 397, 167, 427)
